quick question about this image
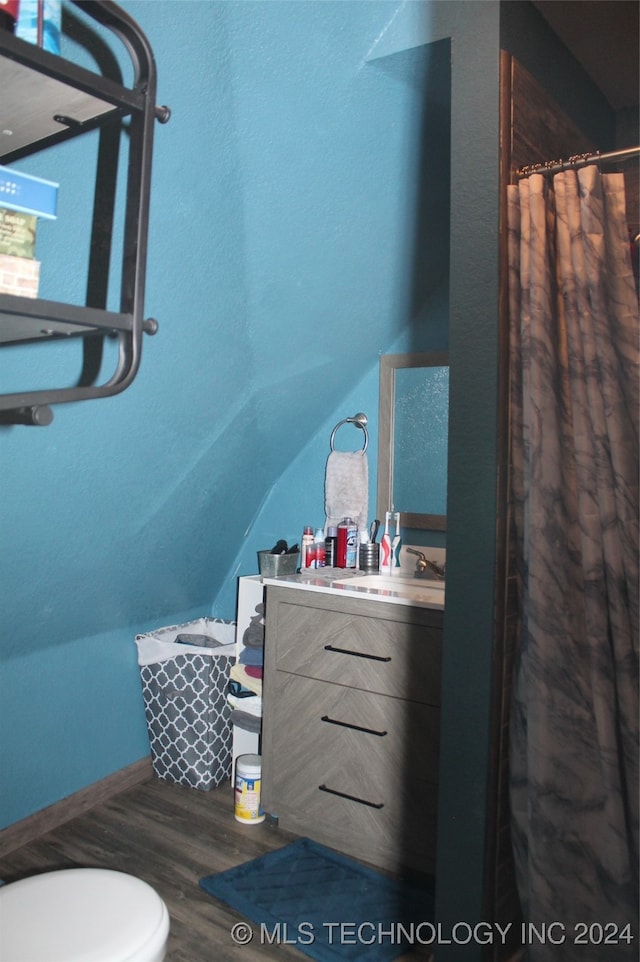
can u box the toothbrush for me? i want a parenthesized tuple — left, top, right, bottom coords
(391, 512, 401, 568)
(380, 512, 392, 574)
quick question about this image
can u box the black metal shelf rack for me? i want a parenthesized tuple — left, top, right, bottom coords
(0, 0, 169, 424)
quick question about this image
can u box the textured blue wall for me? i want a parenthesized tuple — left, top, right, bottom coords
(0, 1, 451, 828)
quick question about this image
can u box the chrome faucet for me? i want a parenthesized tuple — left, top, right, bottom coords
(406, 548, 446, 580)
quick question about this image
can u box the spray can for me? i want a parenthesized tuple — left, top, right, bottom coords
(336, 517, 358, 568)
(300, 526, 314, 569)
(324, 526, 338, 567)
(312, 529, 326, 568)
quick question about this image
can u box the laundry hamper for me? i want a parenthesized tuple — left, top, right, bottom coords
(135, 617, 236, 791)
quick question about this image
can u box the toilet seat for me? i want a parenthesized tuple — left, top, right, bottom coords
(0, 868, 170, 962)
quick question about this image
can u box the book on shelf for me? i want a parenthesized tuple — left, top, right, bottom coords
(0, 208, 37, 259)
(0, 165, 58, 220)
(0, 253, 40, 298)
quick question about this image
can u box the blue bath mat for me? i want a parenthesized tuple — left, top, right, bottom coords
(199, 837, 433, 962)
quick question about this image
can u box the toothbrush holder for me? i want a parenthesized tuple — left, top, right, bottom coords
(359, 543, 380, 573)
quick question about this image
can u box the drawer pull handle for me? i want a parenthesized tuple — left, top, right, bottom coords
(318, 784, 384, 809)
(321, 715, 387, 737)
(324, 644, 391, 663)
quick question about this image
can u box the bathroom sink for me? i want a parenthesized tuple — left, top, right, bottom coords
(344, 574, 443, 589)
(332, 573, 445, 607)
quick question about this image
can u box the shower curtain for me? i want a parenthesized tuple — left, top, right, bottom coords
(507, 165, 639, 960)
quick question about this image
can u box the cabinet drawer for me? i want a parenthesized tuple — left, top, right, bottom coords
(267, 673, 440, 797)
(270, 774, 438, 876)
(263, 677, 438, 875)
(270, 597, 441, 705)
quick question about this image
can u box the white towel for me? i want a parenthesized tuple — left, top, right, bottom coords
(324, 450, 368, 532)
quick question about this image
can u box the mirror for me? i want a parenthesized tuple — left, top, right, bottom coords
(377, 352, 449, 531)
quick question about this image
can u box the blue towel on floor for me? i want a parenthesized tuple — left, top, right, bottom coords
(199, 837, 433, 962)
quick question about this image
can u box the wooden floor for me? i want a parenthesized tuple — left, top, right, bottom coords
(0, 775, 433, 962)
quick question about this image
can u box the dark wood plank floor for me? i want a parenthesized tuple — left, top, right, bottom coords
(0, 775, 433, 962)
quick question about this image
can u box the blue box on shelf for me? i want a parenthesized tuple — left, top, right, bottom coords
(0, 165, 58, 220)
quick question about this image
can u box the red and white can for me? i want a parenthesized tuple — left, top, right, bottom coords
(336, 518, 357, 568)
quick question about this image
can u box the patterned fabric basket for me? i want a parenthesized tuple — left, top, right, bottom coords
(135, 618, 235, 791)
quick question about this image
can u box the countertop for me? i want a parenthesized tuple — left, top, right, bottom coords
(261, 567, 445, 610)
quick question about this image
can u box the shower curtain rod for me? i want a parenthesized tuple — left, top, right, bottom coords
(517, 145, 640, 179)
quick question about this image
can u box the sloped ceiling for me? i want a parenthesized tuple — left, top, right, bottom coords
(532, 0, 639, 109)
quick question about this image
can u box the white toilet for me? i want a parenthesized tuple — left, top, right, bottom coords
(0, 867, 170, 962)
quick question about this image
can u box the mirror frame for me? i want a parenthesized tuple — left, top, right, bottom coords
(377, 351, 449, 531)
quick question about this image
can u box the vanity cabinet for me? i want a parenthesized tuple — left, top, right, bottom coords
(261, 585, 442, 876)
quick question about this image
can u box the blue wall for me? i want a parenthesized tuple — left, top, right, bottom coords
(0, 1, 451, 828)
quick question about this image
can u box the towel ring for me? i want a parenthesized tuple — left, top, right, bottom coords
(330, 412, 369, 454)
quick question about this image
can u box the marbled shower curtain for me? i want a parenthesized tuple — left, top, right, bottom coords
(507, 166, 639, 961)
